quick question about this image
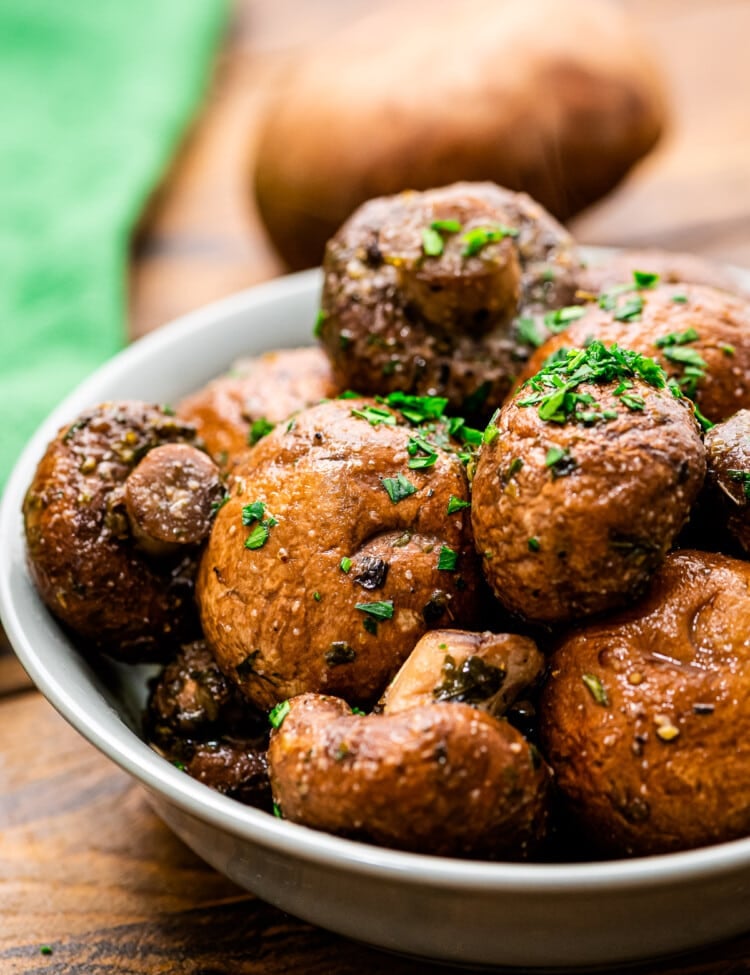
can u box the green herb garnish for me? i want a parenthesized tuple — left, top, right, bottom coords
(422, 226, 445, 257)
(516, 316, 545, 348)
(351, 405, 397, 427)
(728, 469, 750, 499)
(437, 546, 458, 571)
(340, 556, 353, 573)
(355, 600, 395, 620)
(313, 309, 326, 338)
(211, 494, 230, 515)
(632, 270, 660, 289)
(242, 501, 266, 525)
(381, 391, 448, 423)
(382, 472, 417, 503)
(461, 223, 519, 257)
(545, 446, 576, 478)
(518, 341, 670, 426)
(613, 295, 644, 322)
(654, 328, 700, 348)
(269, 700, 291, 729)
(245, 522, 271, 550)
(582, 673, 610, 706)
(528, 537, 540, 552)
(543, 305, 586, 333)
(249, 416, 275, 445)
(447, 495, 470, 514)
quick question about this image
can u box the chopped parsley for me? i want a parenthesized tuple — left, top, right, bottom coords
(242, 501, 267, 525)
(248, 416, 275, 445)
(727, 469, 750, 499)
(721, 344, 736, 357)
(582, 673, 610, 706)
(545, 446, 576, 477)
(380, 391, 448, 424)
(528, 537, 540, 552)
(210, 494, 229, 515)
(632, 269, 660, 289)
(431, 218, 462, 233)
(461, 223, 519, 257)
(654, 328, 700, 348)
(407, 435, 438, 469)
(355, 600, 395, 620)
(422, 219, 462, 257)
(483, 410, 501, 444)
(447, 495, 470, 514)
(39, 946, 54, 957)
(518, 340, 671, 426)
(340, 556, 353, 573)
(422, 226, 445, 257)
(543, 306, 586, 333)
(351, 405, 396, 427)
(613, 295, 644, 322)
(269, 699, 291, 729)
(273, 801, 283, 818)
(313, 309, 326, 338)
(313, 591, 322, 602)
(671, 293, 688, 303)
(242, 500, 278, 550)
(382, 472, 417, 503)
(437, 546, 458, 571)
(516, 316, 545, 348)
(662, 346, 708, 370)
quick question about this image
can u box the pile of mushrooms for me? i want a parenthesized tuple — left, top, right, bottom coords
(24, 181, 750, 860)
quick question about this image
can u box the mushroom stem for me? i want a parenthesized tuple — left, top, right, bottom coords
(124, 443, 223, 557)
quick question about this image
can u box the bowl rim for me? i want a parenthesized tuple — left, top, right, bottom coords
(4, 260, 750, 895)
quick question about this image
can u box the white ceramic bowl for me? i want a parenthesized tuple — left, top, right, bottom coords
(3, 261, 750, 969)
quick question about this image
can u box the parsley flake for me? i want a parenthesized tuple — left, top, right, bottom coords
(382, 472, 417, 503)
(447, 495, 470, 514)
(355, 600, 395, 620)
(351, 405, 397, 426)
(422, 226, 445, 257)
(461, 223, 519, 257)
(528, 537, 540, 552)
(269, 700, 291, 729)
(437, 546, 459, 571)
(582, 673, 610, 706)
(340, 556, 353, 573)
(249, 417, 275, 445)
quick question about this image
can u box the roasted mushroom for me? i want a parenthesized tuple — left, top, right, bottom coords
(177, 347, 338, 471)
(318, 182, 580, 418)
(575, 249, 750, 301)
(268, 693, 550, 858)
(521, 281, 750, 424)
(471, 342, 706, 623)
(146, 640, 271, 809)
(379, 628, 544, 718)
(197, 396, 482, 711)
(541, 550, 750, 856)
(704, 410, 750, 554)
(24, 402, 223, 661)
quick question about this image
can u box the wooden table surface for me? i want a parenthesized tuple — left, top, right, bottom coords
(3, 0, 750, 971)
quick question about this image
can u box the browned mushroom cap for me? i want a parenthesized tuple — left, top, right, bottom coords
(704, 410, 750, 553)
(197, 397, 482, 711)
(471, 343, 706, 624)
(319, 182, 580, 419)
(269, 693, 550, 858)
(540, 550, 750, 857)
(379, 629, 543, 717)
(146, 640, 271, 810)
(575, 249, 750, 301)
(23, 402, 213, 661)
(124, 443, 223, 556)
(520, 282, 750, 424)
(177, 347, 339, 470)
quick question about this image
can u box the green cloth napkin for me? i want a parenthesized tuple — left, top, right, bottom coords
(0, 0, 229, 487)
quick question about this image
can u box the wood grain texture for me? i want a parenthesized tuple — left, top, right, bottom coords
(4, 0, 750, 970)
